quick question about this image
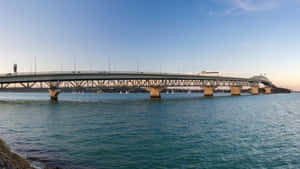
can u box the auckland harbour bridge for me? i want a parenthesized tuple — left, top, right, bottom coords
(0, 71, 279, 100)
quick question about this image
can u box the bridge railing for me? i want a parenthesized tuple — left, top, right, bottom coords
(0, 70, 254, 80)
(0, 71, 174, 77)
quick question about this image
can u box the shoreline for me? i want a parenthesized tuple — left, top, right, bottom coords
(0, 139, 59, 169)
(0, 138, 35, 169)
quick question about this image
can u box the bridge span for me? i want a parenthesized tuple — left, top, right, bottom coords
(0, 71, 274, 100)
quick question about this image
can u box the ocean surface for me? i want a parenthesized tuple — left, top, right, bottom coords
(0, 92, 299, 169)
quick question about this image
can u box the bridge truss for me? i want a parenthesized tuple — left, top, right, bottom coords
(0, 79, 259, 89)
(0, 71, 273, 100)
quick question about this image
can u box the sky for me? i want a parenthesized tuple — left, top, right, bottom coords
(0, 0, 300, 90)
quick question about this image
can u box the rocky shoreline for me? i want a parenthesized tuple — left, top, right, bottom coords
(0, 139, 60, 169)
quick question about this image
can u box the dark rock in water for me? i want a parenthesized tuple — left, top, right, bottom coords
(0, 139, 63, 169)
(0, 139, 34, 169)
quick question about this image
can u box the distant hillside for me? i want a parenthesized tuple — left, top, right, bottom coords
(271, 87, 292, 93)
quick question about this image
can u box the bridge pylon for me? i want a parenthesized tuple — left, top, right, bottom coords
(48, 88, 61, 101)
(251, 86, 259, 95)
(96, 88, 103, 93)
(203, 87, 214, 97)
(49, 81, 61, 101)
(231, 86, 241, 96)
(265, 87, 272, 94)
(146, 87, 163, 99)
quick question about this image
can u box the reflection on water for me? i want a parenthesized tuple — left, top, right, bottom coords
(0, 92, 299, 169)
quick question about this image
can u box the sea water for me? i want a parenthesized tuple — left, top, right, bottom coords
(0, 92, 299, 168)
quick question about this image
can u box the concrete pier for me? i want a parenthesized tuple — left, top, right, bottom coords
(251, 86, 259, 95)
(231, 86, 241, 96)
(146, 87, 162, 99)
(96, 88, 103, 93)
(48, 89, 61, 101)
(203, 87, 213, 96)
(265, 87, 272, 94)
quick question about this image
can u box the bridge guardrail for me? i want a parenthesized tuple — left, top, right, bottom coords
(0, 71, 251, 79)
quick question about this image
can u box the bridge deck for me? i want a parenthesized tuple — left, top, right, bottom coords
(0, 71, 275, 100)
(0, 71, 255, 83)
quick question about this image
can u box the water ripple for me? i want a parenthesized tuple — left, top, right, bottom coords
(0, 93, 299, 168)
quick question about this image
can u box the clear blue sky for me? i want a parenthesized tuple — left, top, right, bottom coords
(0, 0, 300, 89)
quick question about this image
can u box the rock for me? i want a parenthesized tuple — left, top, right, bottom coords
(0, 139, 63, 169)
(0, 139, 34, 169)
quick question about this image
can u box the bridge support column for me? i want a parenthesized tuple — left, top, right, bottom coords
(265, 87, 272, 94)
(48, 89, 61, 101)
(251, 86, 259, 95)
(146, 87, 162, 99)
(203, 87, 213, 96)
(96, 88, 103, 93)
(231, 86, 241, 96)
